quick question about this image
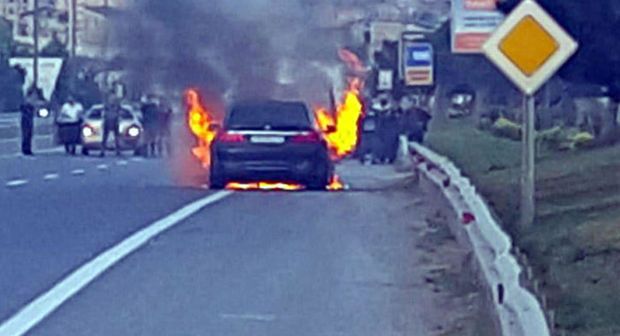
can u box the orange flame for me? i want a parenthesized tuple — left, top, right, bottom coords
(327, 175, 345, 191)
(226, 181, 304, 191)
(185, 89, 216, 167)
(315, 78, 364, 159)
(225, 174, 345, 192)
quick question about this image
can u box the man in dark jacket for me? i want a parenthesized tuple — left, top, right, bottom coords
(141, 95, 159, 157)
(19, 86, 42, 156)
(101, 97, 121, 157)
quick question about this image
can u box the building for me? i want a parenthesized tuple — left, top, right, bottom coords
(0, 0, 128, 56)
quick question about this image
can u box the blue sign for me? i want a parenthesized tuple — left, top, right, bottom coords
(406, 43, 434, 67)
(404, 42, 434, 86)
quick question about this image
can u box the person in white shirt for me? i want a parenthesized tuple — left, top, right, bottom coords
(59, 96, 84, 123)
(58, 96, 84, 155)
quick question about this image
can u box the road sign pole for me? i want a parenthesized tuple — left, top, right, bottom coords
(521, 94, 536, 228)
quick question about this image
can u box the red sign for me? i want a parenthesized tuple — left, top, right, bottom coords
(464, 0, 497, 11)
(454, 33, 493, 53)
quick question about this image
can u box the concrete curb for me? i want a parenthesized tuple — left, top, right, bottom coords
(409, 141, 550, 336)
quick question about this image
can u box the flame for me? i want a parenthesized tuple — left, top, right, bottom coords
(226, 181, 304, 191)
(225, 175, 345, 192)
(185, 89, 217, 167)
(315, 78, 364, 159)
(327, 175, 345, 191)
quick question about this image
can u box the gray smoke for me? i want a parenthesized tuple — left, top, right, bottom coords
(114, 0, 345, 108)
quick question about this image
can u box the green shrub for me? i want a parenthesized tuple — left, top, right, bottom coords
(491, 117, 521, 140)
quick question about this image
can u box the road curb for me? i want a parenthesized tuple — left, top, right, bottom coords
(409, 140, 550, 336)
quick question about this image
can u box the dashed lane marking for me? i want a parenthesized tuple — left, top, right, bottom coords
(96, 164, 109, 171)
(219, 314, 277, 322)
(0, 190, 233, 336)
(71, 169, 86, 176)
(116, 160, 128, 166)
(43, 174, 60, 181)
(5, 179, 28, 188)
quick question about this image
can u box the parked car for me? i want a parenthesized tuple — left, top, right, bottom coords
(80, 104, 144, 156)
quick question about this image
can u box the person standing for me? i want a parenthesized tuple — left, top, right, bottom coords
(19, 86, 41, 156)
(58, 96, 84, 155)
(101, 98, 121, 157)
(141, 95, 160, 157)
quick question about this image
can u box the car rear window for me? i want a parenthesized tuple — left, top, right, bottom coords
(86, 108, 134, 120)
(227, 102, 312, 131)
(88, 108, 103, 119)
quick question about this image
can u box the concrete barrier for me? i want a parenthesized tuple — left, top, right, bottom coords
(0, 113, 56, 156)
(409, 140, 550, 336)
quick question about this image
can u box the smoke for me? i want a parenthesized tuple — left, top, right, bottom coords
(114, 0, 344, 106)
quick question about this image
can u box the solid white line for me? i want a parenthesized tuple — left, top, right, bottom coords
(0, 190, 233, 336)
(5, 179, 28, 188)
(43, 174, 60, 181)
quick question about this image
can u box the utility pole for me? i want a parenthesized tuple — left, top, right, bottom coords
(33, 0, 40, 88)
(70, 0, 77, 57)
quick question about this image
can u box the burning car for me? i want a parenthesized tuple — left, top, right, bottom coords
(209, 100, 335, 190)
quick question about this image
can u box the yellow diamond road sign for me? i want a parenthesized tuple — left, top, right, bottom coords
(483, 0, 578, 95)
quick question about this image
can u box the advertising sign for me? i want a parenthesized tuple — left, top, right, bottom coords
(9, 58, 64, 101)
(403, 42, 434, 86)
(451, 0, 504, 53)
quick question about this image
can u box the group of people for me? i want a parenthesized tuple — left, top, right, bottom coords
(357, 93, 431, 164)
(19, 87, 173, 158)
(140, 95, 173, 158)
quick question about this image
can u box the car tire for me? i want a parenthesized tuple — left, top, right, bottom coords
(209, 165, 227, 190)
(307, 164, 331, 191)
(82, 147, 90, 156)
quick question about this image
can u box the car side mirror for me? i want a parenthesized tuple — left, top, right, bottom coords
(325, 125, 337, 134)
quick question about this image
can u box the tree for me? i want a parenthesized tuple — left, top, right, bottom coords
(0, 18, 12, 61)
(40, 34, 68, 58)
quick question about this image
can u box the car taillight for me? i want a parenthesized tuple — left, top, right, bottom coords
(218, 132, 245, 143)
(290, 132, 321, 143)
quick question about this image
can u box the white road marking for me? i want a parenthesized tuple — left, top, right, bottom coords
(130, 157, 144, 162)
(5, 179, 28, 188)
(116, 160, 128, 166)
(220, 313, 277, 322)
(43, 174, 60, 181)
(0, 190, 233, 336)
(96, 164, 109, 171)
(71, 169, 86, 176)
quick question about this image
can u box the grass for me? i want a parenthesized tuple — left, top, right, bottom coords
(425, 117, 620, 336)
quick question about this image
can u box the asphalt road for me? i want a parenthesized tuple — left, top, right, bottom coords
(0, 152, 490, 336)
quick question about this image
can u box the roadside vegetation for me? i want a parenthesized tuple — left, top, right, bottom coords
(426, 117, 620, 336)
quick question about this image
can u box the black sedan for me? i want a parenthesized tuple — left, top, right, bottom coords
(210, 101, 334, 190)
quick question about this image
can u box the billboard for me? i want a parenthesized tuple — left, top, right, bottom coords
(403, 42, 434, 86)
(451, 0, 504, 53)
(9, 58, 64, 101)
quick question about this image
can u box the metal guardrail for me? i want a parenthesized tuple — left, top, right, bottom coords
(408, 140, 550, 336)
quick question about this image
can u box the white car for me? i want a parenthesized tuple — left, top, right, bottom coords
(81, 104, 144, 156)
